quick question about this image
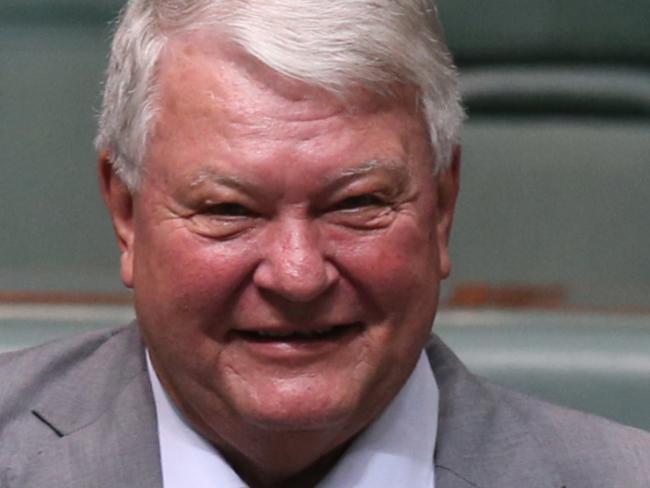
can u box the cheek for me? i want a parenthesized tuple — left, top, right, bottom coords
(329, 219, 440, 312)
(132, 226, 258, 334)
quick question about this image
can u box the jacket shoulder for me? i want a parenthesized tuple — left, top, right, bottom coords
(495, 381, 650, 479)
(0, 325, 144, 436)
(0, 325, 160, 488)
(428, 335, 650, 487)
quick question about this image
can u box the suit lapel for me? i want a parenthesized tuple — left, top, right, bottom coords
(15, 326, 163, 488)
(428, 335, 563, 488)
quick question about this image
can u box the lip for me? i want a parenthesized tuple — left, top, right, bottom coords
(229, 322, 365, 361)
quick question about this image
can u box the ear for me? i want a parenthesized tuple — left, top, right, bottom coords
(436, 145, 461, 279)
(98, 151, 135, 288)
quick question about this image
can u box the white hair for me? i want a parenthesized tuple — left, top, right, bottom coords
(95, 0, 464, 189)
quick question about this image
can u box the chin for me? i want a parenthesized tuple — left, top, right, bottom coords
(230, 384, 361, 433)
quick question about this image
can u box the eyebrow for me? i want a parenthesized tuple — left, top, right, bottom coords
(188, 170, 250, 192)
(323, 158, 411, 192)
(187, 158, 411, 195)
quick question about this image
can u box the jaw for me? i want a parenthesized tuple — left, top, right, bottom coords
(145, 318, 422, 484)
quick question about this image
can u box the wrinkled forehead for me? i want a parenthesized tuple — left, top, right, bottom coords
(145, 28, 433, 187)
(156, 29, 418, 121)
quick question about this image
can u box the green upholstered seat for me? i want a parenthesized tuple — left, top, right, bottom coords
(436, 309, 650, 432)
(431, 4, 650, 429)
(0, 304, 133, 354)
(437, 0, 650, 65)
(435, 0, 650, 310)
(446, 119, 650, 309)
(0, 1, 123, 23)
(1, 2, 124, 293)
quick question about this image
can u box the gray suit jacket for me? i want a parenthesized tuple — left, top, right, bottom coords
(1, 324, 650, 487)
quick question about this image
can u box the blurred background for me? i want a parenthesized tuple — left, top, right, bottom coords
(1, 1, 649, 428)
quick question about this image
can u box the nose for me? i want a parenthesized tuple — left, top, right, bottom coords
(253, 218, 339, 302)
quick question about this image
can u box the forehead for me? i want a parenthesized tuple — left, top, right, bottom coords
(147, 30, 431, 185)
(156, 30, 419, 124)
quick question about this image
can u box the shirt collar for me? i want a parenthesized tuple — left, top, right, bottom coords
(148, 351, 438, 488)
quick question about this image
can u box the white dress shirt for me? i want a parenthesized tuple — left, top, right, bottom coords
(147, 351, 438, 488)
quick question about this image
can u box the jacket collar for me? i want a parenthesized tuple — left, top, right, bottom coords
(428, 334, 563, 488)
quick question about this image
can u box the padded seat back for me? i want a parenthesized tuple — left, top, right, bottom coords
(0, 1, 124, 293)
(436, 310, 650, 431)
(436, 0, 650, 310)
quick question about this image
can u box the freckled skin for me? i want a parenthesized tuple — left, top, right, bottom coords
(101, 31, 459, 488)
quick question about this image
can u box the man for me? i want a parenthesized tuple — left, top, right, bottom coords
(1, 1, 649, 487)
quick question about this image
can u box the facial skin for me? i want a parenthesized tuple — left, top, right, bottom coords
(100, 31, 459, 488)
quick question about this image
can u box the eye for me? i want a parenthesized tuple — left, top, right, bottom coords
(204, 202, 256, 218)
(331, 194, 385, 211)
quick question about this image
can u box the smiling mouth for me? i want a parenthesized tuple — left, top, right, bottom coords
(234, 323, 362, 343)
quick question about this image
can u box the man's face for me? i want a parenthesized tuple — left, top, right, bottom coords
(104, 33, 457, 449)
